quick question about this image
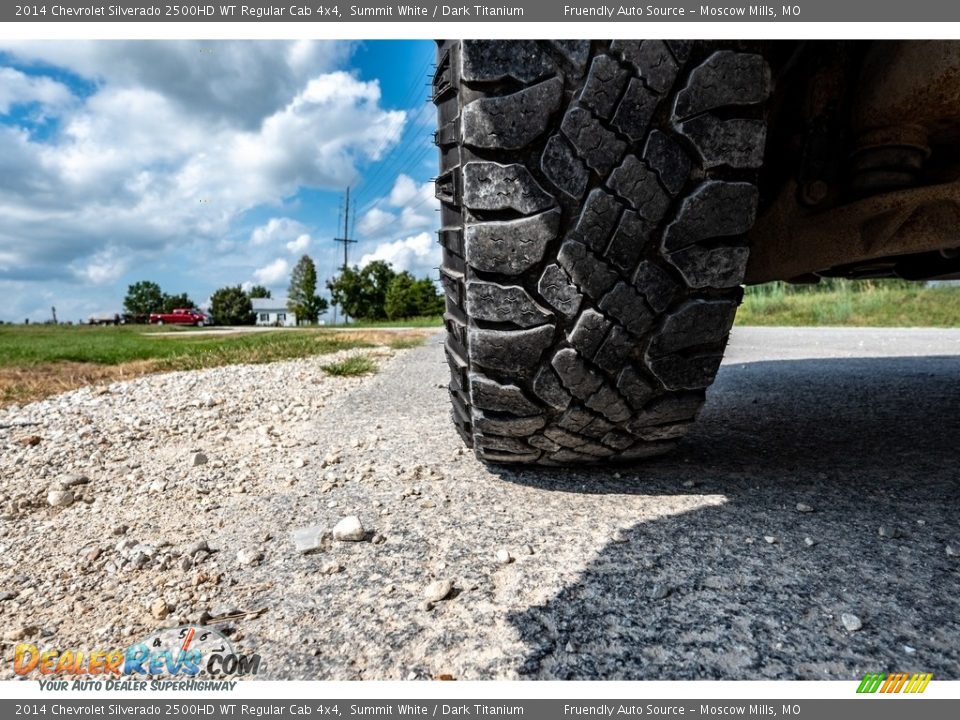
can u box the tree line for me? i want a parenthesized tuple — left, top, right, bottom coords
(122, 255, 443, 325)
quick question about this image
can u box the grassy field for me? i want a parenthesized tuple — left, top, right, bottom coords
(738, 281, 960, 327)
(324, 316, 444, 329)
(0, 324, 430, 406)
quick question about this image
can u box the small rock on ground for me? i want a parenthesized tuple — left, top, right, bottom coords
(292, 526, 332, 554)
(47, 489, 74, 508)
(425, 579, 454, 604)
(841, 613, 863, 632)
(332, 516, 365, 542)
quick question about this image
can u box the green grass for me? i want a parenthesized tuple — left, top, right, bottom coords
(0, 324, 371, 369)
(0, 324, 405, 406)
(387, 335, 427, 350)
(319, 356, 377, 377)
(325, 315, 443, 329)
(739, 280, 960, 327)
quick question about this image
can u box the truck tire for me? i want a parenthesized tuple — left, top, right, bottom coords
(434, 41, 771, 465)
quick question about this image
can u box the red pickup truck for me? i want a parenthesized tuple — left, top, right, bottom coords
(148, 308, 209, 326)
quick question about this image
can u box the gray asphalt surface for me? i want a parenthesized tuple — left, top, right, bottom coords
(243, 326, 960, 680)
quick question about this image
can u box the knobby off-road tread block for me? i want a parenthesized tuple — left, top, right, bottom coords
(434, 40, 770, 466)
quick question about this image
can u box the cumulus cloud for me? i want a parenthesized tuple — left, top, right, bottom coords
(253, 258, 290, 286)
(0, 40, 352, 128)
(387, 174, 421, 206)
(286, 234, 311, 253)
(70, 248, 130, 285)
(357, 207, 395, 236)
(357, 173, 438, 240)
(0, 42, 408, 319)
(358, 231, 438, 278)
(0, 67, 73, 114)
(251, 217, 308, 246)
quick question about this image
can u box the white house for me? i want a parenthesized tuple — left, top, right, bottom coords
(251, 297, 297, 327)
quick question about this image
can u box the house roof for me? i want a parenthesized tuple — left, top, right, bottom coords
(251, 297, 292, 313)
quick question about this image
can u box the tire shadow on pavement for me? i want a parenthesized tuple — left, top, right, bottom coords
(496, 356, 960, 679)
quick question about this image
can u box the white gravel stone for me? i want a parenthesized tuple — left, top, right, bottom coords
(879, 525, 902, 539)
(649, 583, 670, 600)
(236, 548, 264, 567)
(796, 503, 814, 513)
(320, 561, 344, 575)
(804, 537, 817, 547)
(495, 549, 514, 564)
(841, 613, 863, 632)
(425, 579, 454, 603)
(764, 535, 777, 544)
(946, 542, 958, 557)
(47, 489, 74, 508)
(291, 526, 332, 555)
(332, 516, 365, 542)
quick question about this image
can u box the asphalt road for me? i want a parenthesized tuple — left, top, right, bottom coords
(248, 325, 960, 680)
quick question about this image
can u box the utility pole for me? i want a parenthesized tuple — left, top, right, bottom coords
(333, 186, 357, 325)
(334, 187, 357, 271)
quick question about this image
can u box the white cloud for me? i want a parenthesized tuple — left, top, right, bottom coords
(359, 232, 438, 278)
(250, 217, 308, 246)
(386, 174, 420, 206)
(0, 67, 72, 114)
(0, 48, 407, 310)
(286, 234, 311, 253)
(0, 41, 353, 128)
(71, 248, 130, 285)
(357, 174, 438, 240)
(253, 258, 290, 286)
(357, 207, 395, 236)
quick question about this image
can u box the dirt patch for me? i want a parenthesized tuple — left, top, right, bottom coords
(0, 329, 432, 408)
(0, 361, 163, 408)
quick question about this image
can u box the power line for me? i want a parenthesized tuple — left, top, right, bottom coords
(356, 100, 435, 210)
(353, 56, 434, 205)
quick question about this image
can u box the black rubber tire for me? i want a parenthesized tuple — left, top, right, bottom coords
(433, 40, 771, 465)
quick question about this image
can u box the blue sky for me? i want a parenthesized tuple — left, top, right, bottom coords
(0, 40, 439, 322)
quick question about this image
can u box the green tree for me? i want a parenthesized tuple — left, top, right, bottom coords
(161, 293, 194, 313)
(385, 274, 445, 319)
(413, 277, 445, 316)
(210, 285, 255, 326)
(247, 285, 272, 299)
(327, 260, 396, 320)
(287, 255, 328, 324)
(123, 281, 165, 318)
(385, 272, 419, 320)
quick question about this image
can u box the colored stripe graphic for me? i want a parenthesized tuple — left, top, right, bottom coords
(858, 672, 932, 694)
(857, 673, 885, 693)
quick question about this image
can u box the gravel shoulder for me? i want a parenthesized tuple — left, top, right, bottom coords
(1, 328, 958, 680)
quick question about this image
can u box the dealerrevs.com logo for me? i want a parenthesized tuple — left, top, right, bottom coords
(15, 625, 261, 691)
